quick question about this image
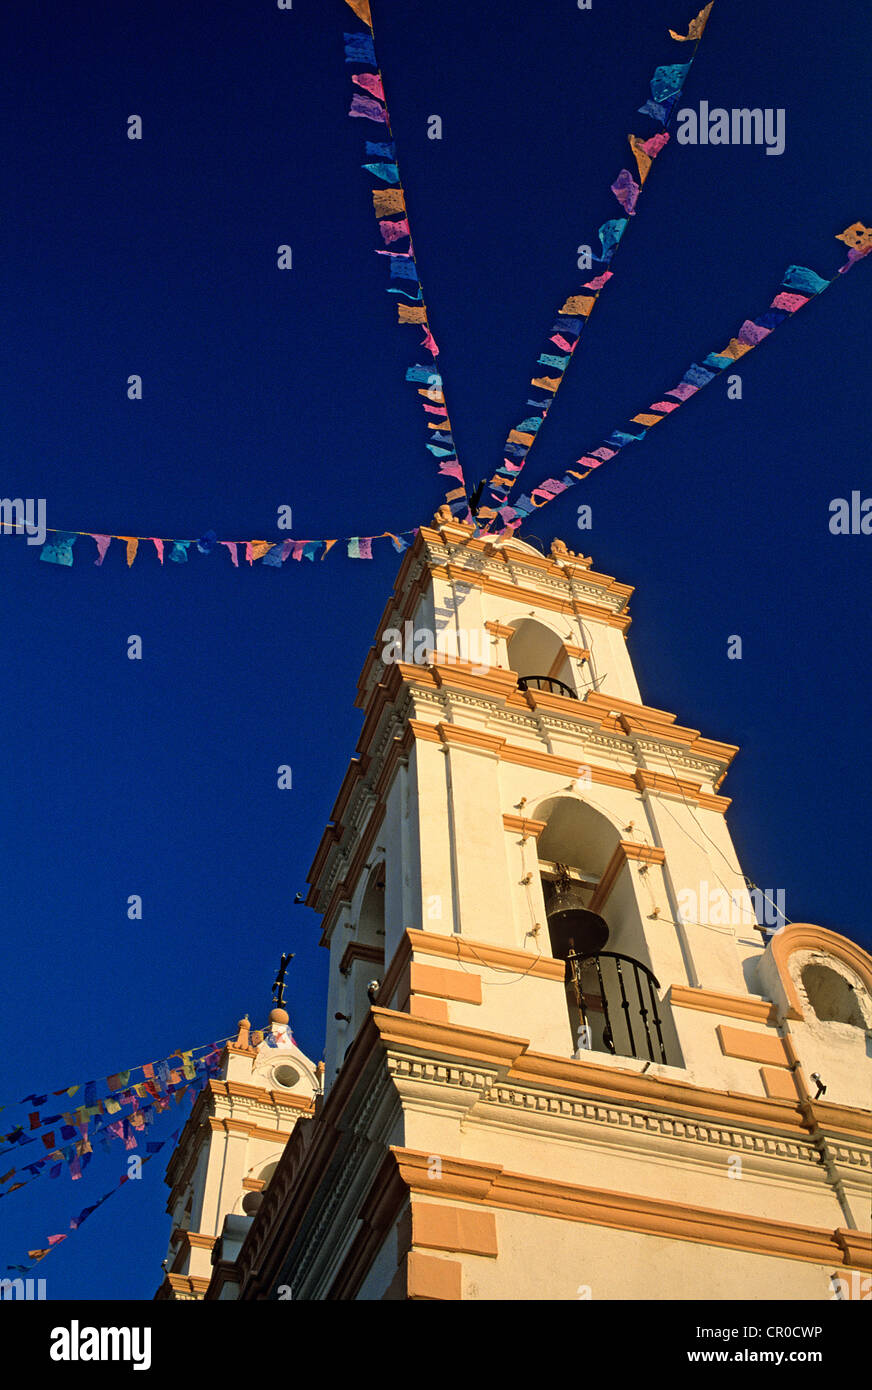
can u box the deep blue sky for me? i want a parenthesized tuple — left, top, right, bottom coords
(1, 0, 869, 1298)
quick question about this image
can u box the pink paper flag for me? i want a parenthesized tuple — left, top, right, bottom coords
(357, 537, 373, 559)
(770, 291, 809, 313)
(650, 400, 680, 412)
(423, 404, 448, 416)
(291, 541, 305, 561)
(664, 382, 698, 401)
(577, 456, 606, 468)
(221, 542, 238, 567)
(550, 334, 574, 353)
(92, 534, 111, 566)
(151, 538, 164, 564)
(352, 72, 385, 101)
(642, 132, 670, 157)
(590, 446, 617, 461)
(737, 319, 771, 346)
(439, 460, 464, 482)
(379, 217, 410, 244)
(48, 1234, 67, 1246)
(420, 327, 439, 355)
(583, 271, 613, 290)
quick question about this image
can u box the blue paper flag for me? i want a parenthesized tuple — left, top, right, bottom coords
(702, 353, 733, 371)
(363, 162, 400, 184)
(196, 530, 217, 555)
(365, 141, 395, 159)
(169, 541, 191, 563)
(650, 63, 691, 102)
(598, 219, 628, 261)
(683, 362, 716, 387)
(390, 258, 419, 281)
(516, 417, 544, 433)
(406, 365, 442, 385)
(344, 32, 376, 65)
(638, 97, 675, 124)
(782, 264, 830, 296)
(39, 534, 77, 566)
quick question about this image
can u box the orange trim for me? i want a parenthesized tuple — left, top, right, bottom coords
(408, 996, 450, 1022)
(379, 930, 566, 1010)
(392, 1148, 853, 1271)
(411, 1199, 498, 1258)
(410, 961, 483, 1005)
(717, 1025, 791, 1069)
(670, 985, 778, 1026)
(589, 840, 666, 915)
(502, 813, 547, 839)
(760, 1066, 802, 1101)
(339, 942, 384, 975)
(769, 923, 872, 1023)
(633, 769, 730, 815)
(485, 620, 516, 640)
(406, 1251, 463, 1300)
(835, 1229, 872, 1273)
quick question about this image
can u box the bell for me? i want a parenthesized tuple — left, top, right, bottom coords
(544, 880, 609, 961)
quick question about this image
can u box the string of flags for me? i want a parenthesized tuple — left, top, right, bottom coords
(2, 1045, 226, 1272)
(487, 3, 715, 515)
(343, 0, 469, 521)
(33, 527, 419, 568)
(0, 1035, 228, 1124)
(0, 1043, 226, 1194)
(478, 229, 870, 533)
(5, 1124, 184, 1273)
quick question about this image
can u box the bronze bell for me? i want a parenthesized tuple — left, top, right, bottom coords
(544, 877, 609, 963)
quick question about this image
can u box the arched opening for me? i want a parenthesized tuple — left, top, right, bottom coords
(802, 963, 867, 1028)
(507, 618, 577, 699)
(349, 862, 386, 1032)
(536, 797, 670, 1064)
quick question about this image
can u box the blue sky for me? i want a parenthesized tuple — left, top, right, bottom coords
(0, 0, 869, 1297)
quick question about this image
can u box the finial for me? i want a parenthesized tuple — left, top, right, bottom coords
(431, 504, 454, 526)
(234, 1015, 251, 1048)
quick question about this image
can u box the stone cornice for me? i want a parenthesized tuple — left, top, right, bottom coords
(388, 1148, 869, 1272)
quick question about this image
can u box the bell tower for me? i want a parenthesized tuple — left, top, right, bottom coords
(155, 1006, 319, 1300)
(210, 517, 872, 1301)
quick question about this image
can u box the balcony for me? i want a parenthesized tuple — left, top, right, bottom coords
(566, 949, 670, 1065)
(516, 675, 577, 699)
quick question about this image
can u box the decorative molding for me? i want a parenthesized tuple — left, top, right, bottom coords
(589, 840, 666, 914)
(717, 1025, 792, 1069)
(670, 985, 778, 1026)
(389, 1147, 863, 1271)
(770, 923, 872, 1023)
(502, 813, 547, 839)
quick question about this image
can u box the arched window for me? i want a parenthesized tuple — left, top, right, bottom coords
(534, 797, 670, 1064)
(801, 963, 866, 1028)
(507, 618, 576, 698)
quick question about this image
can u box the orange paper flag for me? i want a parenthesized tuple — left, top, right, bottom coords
(372, 189, 405, 217)
(344, 0, 373, 27)
(120, 537, 139, 567)
(398, 304, 428, 323)
(560, 295, 595, 316)
(632, 413, 664, 426)
(531, 375, 562, 393)
(669, 2, 713, 42)
(836, 221, 872, 250)
(508, 430, 536, 447)
(628, 135, 652, 183)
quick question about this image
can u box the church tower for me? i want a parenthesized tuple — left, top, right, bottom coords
(205, 516, 872, 1300)
(155, 1007, 319, 1300)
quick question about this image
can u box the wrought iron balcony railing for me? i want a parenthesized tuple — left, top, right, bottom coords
(516, 675, 577, 699)
(566, 949, 669, 1065)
